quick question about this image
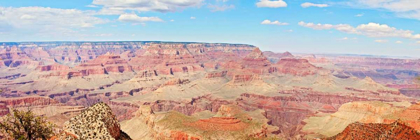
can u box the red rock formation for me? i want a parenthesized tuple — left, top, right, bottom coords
(70, 52, 133, 77)
(37, 63, 70, 72)
(236, 91, 415, 138)
(242, 48, 271, 68)
(274, 58, 319, 76)
(0, 97, 60, 109)
(186, 117, 248, 131)
(0, 102, 9, 116)
(89, 52, 132, 73)
(129, 43, 204, 75)
(326, 120, 420, 140)
(169, 131, 201, 140)
(230, 74, 262, 84)
(163, 78, 191, 86)
(205, 71, 227, 78)
(263, 51, 294, 63)
(0, 46, 39, 67)
(22, 47, 51, 61)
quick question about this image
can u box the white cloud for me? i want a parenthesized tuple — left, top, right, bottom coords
(190, 17, 196, 19)
(339, 37, 357, 41)
(356, 23, 414, 38)
(285, 29, 293, 32)
(118, 13, 163, 23)
(86, 5, 98, 8)
(340, 37, 349, 40)
(208, 4, 235, 12)
(261, 20, 288, 26)
(417, 41, 420, 44)
(170, 19, 175, 22)
(256, 0, 287, 8)
(352, 0, 420, 20)
(299, 21, 420, 40)
(301, 2, 328, 8)
(0, 6, 107, 35)
(92, 0, 203, 15)
(355, 13, 364, 17)
(396, 41, 403, 44)
(20, 14, 36, 20)
(375, 40, 388, 43)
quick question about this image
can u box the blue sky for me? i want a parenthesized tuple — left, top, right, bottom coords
(0, 0, 420, 57)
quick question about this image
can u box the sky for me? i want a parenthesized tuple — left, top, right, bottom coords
(0, 0, 420, 57)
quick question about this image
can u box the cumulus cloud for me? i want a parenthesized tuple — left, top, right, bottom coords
(298, 21, 357, 33)
(92, 0, 203, 14)
(352, 0, 420, 20)
(396, 41, 403, 44)
(190, 17, 196, 19)
(261, 20, 289, 26)
(299, 21, 420, 40)
(375, 40, 388, 43)
(0, 6, 107, 35)
(118, 13, 163, 23)
(256, 0, 287, 8)
(301, 2, 328, 8)
(208, 4, 235, 12)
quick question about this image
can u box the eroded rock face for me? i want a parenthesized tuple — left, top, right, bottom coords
(263, 51, 294, 63)
(71, 52, 133, 77)
(0, 46, 39, 68)
(0, 96, 60, 109)
(302, 101, 420, 139)
(57, 102, 131, 140)
(326, 120, 420, 140)
(122, 105, 277, 140)
(1, 41, 418, 139)
(242, 48, 271, 68)
(274, 58, 319, 76)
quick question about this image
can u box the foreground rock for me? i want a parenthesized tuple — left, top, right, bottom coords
(326, 120, 420, 140)
(54, 102, 131, 140)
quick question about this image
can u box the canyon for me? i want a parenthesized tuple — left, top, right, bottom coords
(0, 41, 419, 139)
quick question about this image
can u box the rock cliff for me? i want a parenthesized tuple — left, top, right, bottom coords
(55, 102, 131, 140)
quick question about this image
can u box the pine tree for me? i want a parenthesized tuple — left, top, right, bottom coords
(0, 109, 55, 140)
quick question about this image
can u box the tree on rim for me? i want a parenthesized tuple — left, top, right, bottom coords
(0, 109, 56, 140)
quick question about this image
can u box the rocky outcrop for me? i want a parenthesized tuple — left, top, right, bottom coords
(274, 58, 319, 76)
(326, 120, 420, 140)
(205, 71, 227, 78)
(0, 46, 39, 67)
(70, 52, 133, 77)
(0, 96, 60, 109)
(229, 74, 263, 84)
(37, 64, 70, 72)
(55, 102, 131, 140)
(163, 78, 191, 86)
(263, 51, 294, 63)
(242, 48, 271, 68)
